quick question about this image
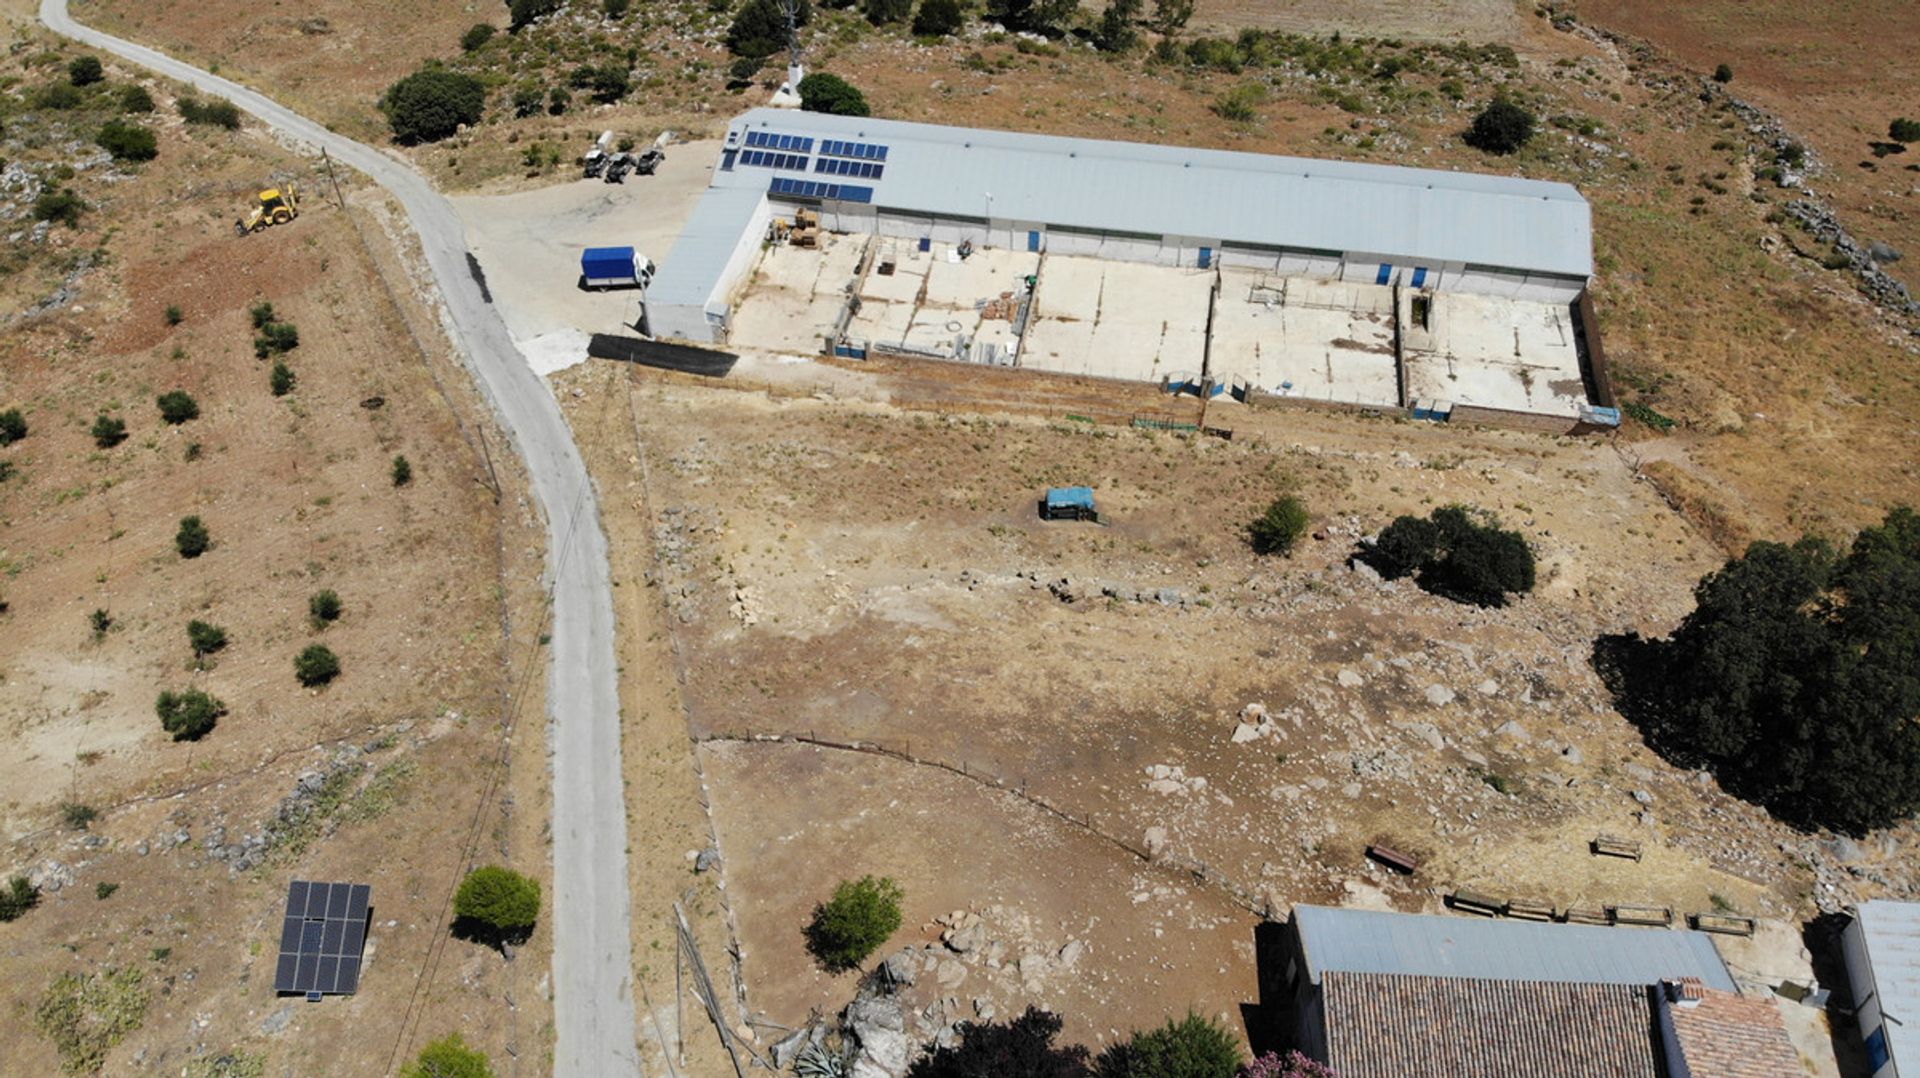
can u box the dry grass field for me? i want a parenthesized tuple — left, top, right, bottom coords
(0, 21, 551, 1076)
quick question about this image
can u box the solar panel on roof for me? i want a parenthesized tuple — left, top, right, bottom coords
(274, 880, 372, 998)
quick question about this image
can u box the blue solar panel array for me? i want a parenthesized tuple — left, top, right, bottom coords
(818, 139, 888, 161)
(275, 880, 371, 998)
(817, 158, 884, 180)
(743, 130, 814, 152)
(770, 177, 874, 203)
(738, 149, 809, 171)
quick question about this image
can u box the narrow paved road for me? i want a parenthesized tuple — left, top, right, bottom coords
(38, 2, 643, 1072)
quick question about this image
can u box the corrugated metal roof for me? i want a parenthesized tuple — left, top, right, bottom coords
(1292, 905, 1736, 992)
(1855, 900, 1920, 1070)
(1321, 972, 1659, 1078)
(720, 108, 1592, 278)
(648, 184, 767, 309)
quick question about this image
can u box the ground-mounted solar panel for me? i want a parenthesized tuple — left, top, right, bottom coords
(274, 880, 372, 999)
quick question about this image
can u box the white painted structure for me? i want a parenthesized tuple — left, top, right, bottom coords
(1845, 901, 1920, 1077)
(648, 109, 1594, 344)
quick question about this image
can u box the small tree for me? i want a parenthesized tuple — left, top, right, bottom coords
(547, 87, 571, 116)
(863, 0, 912, 24)
(799, 72, 872, 117)
(453, 865, 542, 944)
(178, 97, 243, 129)
(0, 876, 40, 922)
(988, 0, 1078, 34)
(1890, 117, 1920, 144)
(507, 0, 561, 30)
(156, 390, 200, 425)
(381, 68, 487, 145)
(175, 516, 211, 558)
(569, 63, 631, 104)
(270, 362, 296, 396)
(604, 0, 631, 17)
(61, 802, 100, 830)
(187, 619, 229, 659)
(0, 408, 28, 445)
(1712, 62, 1732, 83)
(461, 23, 497, 51)
(249, 300, 275, 329)
(309, 589, 343, 627)
(1368, 506, 1534, 607)
(908, 1007, 1092, 1078)
(255, 322, 300, 357)
(91, 414, 127, 448)
(392, 455, 413, 487)
(155, 689, 224, 740)
(913, 0, 964, 36)
(1464, 98, 1535, 155)
(1095, 0, 1142, 53)
(805, 875, 903, 972)
(89, 608, 112, 640)
(1147, 0, 1194, 40)
(68, 56, 104, 86)
(727, 0, 809, 59)
(33, 189, 87, 227)
(97, 121, 159, 162)
(1249, 495, 1309, 556)
(120, 84, 155, 113)
(295, 644, 340, 686)
(1095, 1012, 1243, 1078)
(402, 1034, 495, 1078)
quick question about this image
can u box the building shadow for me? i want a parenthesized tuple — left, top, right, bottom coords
(1238, 918, 1292, 1059)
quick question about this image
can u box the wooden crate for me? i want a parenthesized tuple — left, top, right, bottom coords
(1365, 844, 1419, 875)
(1591, 835, 1644, 861)
(1447, 890, 1504, 917)
(1608, 904, 1674, 927)
(1688, 912, 1757, 937)
(1506, 899, 1555, 922)
(1563, 906, 1610, 925)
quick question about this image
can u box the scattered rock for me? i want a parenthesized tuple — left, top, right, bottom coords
(261, 1005, 295, 1035)
(881, 950, 918, 987)
(1632, 789, 1655, 806)
(1337, 669, 1364, 688)
(1424, 684, 1456, 707)
(1493, 721, 1530, 743)
(1143, 826, 1169, 858)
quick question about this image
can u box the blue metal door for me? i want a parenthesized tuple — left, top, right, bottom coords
(1028, 230, 1041, 252)
(1411, 267, 1428, 288)
(1375, 263, 1392, 285)
(1198, 246, 1213, 269)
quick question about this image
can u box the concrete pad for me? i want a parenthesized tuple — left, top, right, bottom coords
(1209, 272, 1400, 407)
(456, 140, 719, 371)
(728, 237, 864, 355)
(1402, 291, 1585, 418)
(1021, 256, 1211, 382)
(847, 240, 1035, 359)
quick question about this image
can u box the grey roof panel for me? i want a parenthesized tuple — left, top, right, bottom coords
(649, 184, 768, 309)
(1855, 901, 1920, 1069)
(1292, 905, 1735, 992)
(718, 108, 1592, 278)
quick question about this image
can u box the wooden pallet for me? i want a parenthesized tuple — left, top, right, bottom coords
(1688, 912, 1757, 937)
(1608, 904, 1674, 927)
(1447, 890, 1505, 917)
(1563, 906, 1610, 925)
(1506, 899, 1555, 922)
(1591, 835, 1644, 861)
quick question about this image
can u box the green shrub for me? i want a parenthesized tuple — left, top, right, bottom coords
(34, 968, 150, 1075)
(401, 1034, 494, 1078)
(62, 802, 99, 829)
(0, 875, 40, 921)
(987, 0, 1078, 34)
(805, 875, 903, 972)
(1891, 117, 1920, 144)
(1094, 1011, 1242, 1078)
(90, 607, 111, 639)
(863, 0, 912, 24)
(33, 188, 86, 226)
(95, 882, 118, 900)
(294, 644, 340, 686)
(1211, 83, 1265, 123)
(187, 619, 228, 658)
(604, 0, 631, 16)
(120, 84, 154, 112)
(508, 0, 561, 31)
(91, 413, 127, 447)
(1095, 0, 1142, 52)
(912, 0, 964, 36)
(511, 84, 544, 117)
(1598, 507, 1920, 834)
(254, 322, 299, 357)
(269, 362, 295, 396)
(98, 120, 159, 162)
(728, 0, 810, 58)
(155, 688, 224, 740)
(381, 68, 487, 145)
(35, 81, 83, 109)
(249, 300, 275, 329)
(175, 515, 210, 558)
(156, 390, 199, 424)
(392, 455, 413, 487)
(68, 56, 104, 86)
(460, 23, 497, 51)
(547, 87, 571, 115)
(799, 72, 871, 117)
(569, 63, 631, 104)
(1464, 97, 1534, 155)
(908, 1006, 1090, 1077)
(1368, 505, 1535, 607)
(164, 303, 183, 325)
(1712, 62, 1732, 83)
(453, 865, 542, 941)
(1249, 495, 1309, 556)
(178, 97, 242, 129)
(309, 589, 343, 626)
(1621, 399, 1675, 431)
(0, 408, 27, 445)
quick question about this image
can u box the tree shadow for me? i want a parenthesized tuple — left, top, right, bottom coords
(450, 916, 533, 955)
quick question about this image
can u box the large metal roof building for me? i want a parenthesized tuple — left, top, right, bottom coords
(1843, 900, 1920, 1077)
(647, 108, 1594, 343)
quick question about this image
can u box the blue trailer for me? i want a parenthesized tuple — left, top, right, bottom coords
(1040, 486, 1099, 522)
(580, 246, 656, 291)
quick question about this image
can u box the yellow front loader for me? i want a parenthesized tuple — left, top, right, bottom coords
(235, 183, 299, 236)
